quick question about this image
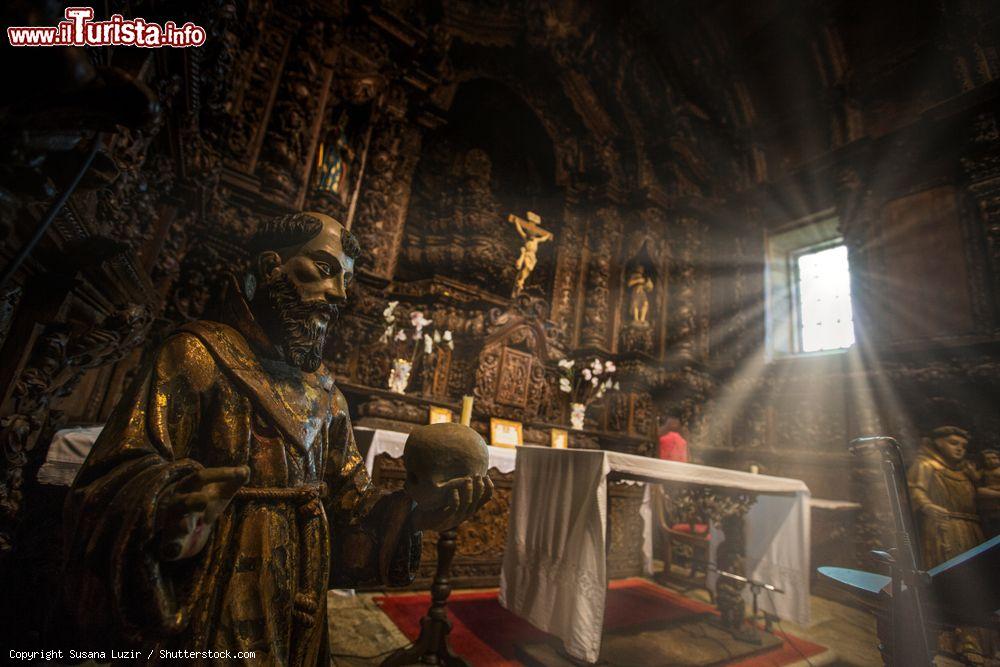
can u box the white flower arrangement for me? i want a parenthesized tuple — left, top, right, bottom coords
(379, 301, 454, 373)
(555, 355, 620, 407)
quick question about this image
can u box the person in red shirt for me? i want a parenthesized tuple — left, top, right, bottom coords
(657, 416, 688, 462)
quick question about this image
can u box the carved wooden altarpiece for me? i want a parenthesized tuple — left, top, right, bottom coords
(474, 295, 561, 424)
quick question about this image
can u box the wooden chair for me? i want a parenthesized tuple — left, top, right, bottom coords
(651, 485, 713, 599)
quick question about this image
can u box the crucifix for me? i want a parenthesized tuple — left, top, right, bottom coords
(508, 211, 553, 297)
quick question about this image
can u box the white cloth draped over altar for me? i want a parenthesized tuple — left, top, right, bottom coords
(498, 446, 811, 664)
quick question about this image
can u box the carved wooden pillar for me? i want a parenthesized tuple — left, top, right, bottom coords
(694, 222, 711, 362)
(256, 18, 335, 206)
(0, 298, 151, 555)
(550, 189, 586, 340)
(669, 216, 700, 361)
(350, 91, 424, 281)
(718, 229, 747, 367)
(580, 206, 622, 350)
(641, 206, 675, 362)
(207, 6, 291, 174)
(0, 280, 69, 556)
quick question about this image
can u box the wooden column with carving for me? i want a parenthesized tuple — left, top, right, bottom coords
(255, 17, 332, 204)
(580, 205, 622, 350)
(549, 190, 586, 338)
(0, 241, 154, 558)
(351, 94, 425, 281)
(670, 216, 700, 362)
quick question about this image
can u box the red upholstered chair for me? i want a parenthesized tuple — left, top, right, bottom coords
(651, 485, 712, 598)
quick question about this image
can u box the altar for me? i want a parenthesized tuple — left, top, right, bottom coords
(499, 446, 812, 664)
(41, 427, 811, 628)
(352, 426, 813, 663)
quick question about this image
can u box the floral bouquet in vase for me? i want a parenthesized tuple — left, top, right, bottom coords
(556, 357, 619, 430)
(379, 301, 453, 394)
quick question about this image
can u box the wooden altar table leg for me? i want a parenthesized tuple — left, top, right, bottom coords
(381, 529, 469, 667)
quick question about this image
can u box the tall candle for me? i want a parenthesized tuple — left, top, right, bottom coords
(460, 395, 474, 427)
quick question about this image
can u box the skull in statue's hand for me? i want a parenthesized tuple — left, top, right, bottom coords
(403, 423, 489, 511)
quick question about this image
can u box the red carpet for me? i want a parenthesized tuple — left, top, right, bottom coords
(376, 578, 826, 666)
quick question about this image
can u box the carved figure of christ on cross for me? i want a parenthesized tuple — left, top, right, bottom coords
(509, 211, 553, 296)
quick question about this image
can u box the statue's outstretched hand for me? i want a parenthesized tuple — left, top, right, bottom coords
(156, 465, 250, 561)
(411, 474, 494, 532)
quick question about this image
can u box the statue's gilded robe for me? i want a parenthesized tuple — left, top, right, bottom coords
(62, 319, 420, 665)
(907, 445, 983, 569)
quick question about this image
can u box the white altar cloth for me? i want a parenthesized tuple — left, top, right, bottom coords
(358, 426, 518, 475)
(499, 446, 811, 664)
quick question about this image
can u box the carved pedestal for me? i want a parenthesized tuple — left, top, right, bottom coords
(381, 529, 468, 667)
(619, 321, 653, 355)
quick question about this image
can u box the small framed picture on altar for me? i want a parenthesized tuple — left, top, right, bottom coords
(428, 406, 454, 424)
(550, 428, 568, 449)
(490, 418, 523, 448)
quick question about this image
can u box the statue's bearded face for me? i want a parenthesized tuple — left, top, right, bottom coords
(933, 434, 968, 466)
(263, 272, 334, 372)
(984, 452, 999, 470)
(257, 215, 355, 372)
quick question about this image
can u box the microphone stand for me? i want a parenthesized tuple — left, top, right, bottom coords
(849, 436, 932, 667)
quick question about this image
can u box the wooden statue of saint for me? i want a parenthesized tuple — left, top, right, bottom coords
(907, 423, 987, 662)
(627, 265, 654, 323)
(60, 212, 491, 665)
(907, 425, 984, 568)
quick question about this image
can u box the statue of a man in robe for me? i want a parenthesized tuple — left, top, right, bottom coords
(61, 212, 491, 665)
(907, 424, 983, 569)
(907, 423, 992, 667)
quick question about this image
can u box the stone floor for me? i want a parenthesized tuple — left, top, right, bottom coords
(327, 590, 412, 666)
(326, 578, 883, 666)
(517, 615, 785, 666)
(675, 582, 881, 666)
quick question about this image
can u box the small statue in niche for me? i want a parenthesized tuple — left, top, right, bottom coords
(509, 211, 553, 296)
(60, 212, 492, 665)
(627, 264, 654, 323)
